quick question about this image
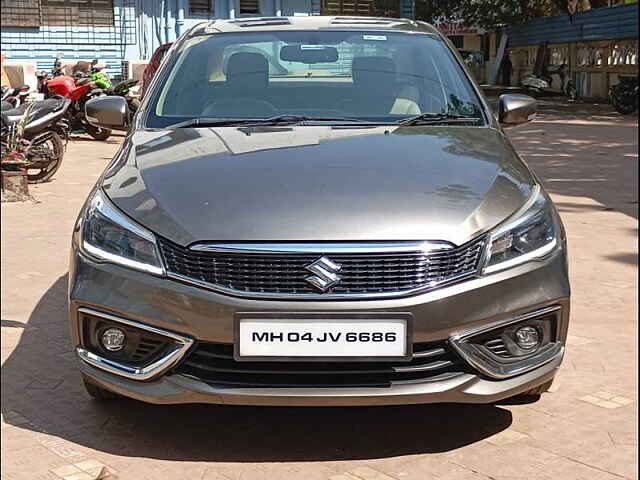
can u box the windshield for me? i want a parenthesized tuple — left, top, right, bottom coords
(146, 30, 485, 128)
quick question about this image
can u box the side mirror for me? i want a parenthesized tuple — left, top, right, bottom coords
(85, 95, 130, 131)
(498, 94, 537, 126)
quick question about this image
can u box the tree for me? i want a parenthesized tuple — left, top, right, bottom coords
(415, 0, 570, 29)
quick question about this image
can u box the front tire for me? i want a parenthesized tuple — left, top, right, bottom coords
(85, 123, 112, 141)
(83, 378, 121, 401)
(518, 379, 554, 398)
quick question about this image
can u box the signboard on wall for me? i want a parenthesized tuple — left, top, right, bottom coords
(436, 22, 485, 36)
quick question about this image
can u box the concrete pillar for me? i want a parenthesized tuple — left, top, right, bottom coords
(164, 0, 171, 43)
(176, 0, 186, 35)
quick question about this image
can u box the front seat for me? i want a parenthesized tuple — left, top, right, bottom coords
(202, 52, 276, 117)
(226, 52, 269, 94)
(346, 56, 420, 116)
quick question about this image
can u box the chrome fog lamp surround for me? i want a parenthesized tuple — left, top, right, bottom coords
(76, 308, 193, 381)
(449, 305, 564, 379)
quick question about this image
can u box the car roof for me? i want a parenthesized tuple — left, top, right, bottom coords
(189, 16, 441, 36)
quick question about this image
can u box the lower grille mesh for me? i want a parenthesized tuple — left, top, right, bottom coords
(174, 342, 470, 388)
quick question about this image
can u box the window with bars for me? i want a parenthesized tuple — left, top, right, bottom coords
(239, 0, 260, 14)
(0, 0, 42, 27)
(41, 0, 115, 26)
(0, 0, 115, 27)
(189, 0, 214, 16)
(321, 0, 375, 16)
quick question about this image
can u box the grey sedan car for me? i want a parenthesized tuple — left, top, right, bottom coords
(72, 16, 570, 406)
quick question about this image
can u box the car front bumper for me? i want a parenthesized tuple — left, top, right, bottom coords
(69, 247, 570, 406)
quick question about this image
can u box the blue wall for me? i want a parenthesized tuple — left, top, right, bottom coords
(1, 0, 322, 79)
(1, 1, 136, 78)
(508, 3, 638, 47)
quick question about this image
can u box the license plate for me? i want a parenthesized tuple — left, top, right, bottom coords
(235, 313, 411, 361)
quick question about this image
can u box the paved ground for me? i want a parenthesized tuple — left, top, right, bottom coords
(1, 102, 638, 480)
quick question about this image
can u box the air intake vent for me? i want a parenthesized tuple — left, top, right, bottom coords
(330, 16, 402, 25)
(484, 338, 510, 357)
(229, 17, 291, 27)
(175, 341, 470, 388)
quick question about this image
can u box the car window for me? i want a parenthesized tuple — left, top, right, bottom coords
(148, 30, 484, 127)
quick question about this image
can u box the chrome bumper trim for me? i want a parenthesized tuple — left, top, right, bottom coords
(449, 305, 564, 379)
(75, 308, 194, 381)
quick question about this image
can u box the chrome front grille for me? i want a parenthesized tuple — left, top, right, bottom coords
(158, 239, 485, 299)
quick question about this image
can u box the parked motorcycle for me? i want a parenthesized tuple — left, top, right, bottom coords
(610, 76, 638, 115)
(522, 63, 577, 100)
(85, 59, 141, 113)
(1, 84, 31, 108)
(111, 78, 140, 113)
(37, 58, 111, 140)
(1, 97, 70, 183)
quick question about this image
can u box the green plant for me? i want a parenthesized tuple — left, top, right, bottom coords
(1, 102, 36, 171)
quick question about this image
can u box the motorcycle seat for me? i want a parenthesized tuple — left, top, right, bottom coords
(1, 98, 69, 126)
(0, 102, 29, 116)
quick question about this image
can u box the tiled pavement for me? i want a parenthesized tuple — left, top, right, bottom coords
(1, 102, 637, 480)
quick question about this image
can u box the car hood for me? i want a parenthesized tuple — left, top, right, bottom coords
(102, 125, 535, 247)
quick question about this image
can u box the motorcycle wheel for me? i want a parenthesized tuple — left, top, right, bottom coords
(85, 123, 112, 141)
(611, 94, 637, 115)
(25, 131, 65, 183)
(524, 86, 542, 99)
(128, 97, 140, 113)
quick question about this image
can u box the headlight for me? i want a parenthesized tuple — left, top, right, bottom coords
(484, 186, 559, 274)
(81, 189, 164, 275)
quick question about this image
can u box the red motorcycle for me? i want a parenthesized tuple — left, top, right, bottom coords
(36, 59, 111, 140)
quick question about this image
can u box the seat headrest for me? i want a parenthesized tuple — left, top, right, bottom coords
(226, 52, 269, 91)
(352, 56, 396, 87)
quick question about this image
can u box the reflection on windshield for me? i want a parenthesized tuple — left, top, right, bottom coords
(148, 30, 485, 128)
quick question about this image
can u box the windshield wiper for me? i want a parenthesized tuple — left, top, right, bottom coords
(169, 115, 371, 129)
(396, 113, 484, 126)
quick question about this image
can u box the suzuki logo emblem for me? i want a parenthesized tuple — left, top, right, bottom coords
(304, 256, 342, 292)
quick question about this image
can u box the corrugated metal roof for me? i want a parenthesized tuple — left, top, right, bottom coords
(508, 3, 638, 46)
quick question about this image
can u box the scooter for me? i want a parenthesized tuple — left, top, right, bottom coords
(610, 76, 638, 115)
(522, 63, 577, 100)
(1, 97, 71, 183)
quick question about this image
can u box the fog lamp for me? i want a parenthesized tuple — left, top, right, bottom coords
(101, 327, 126, 352)
(514, 326, 540, 350)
